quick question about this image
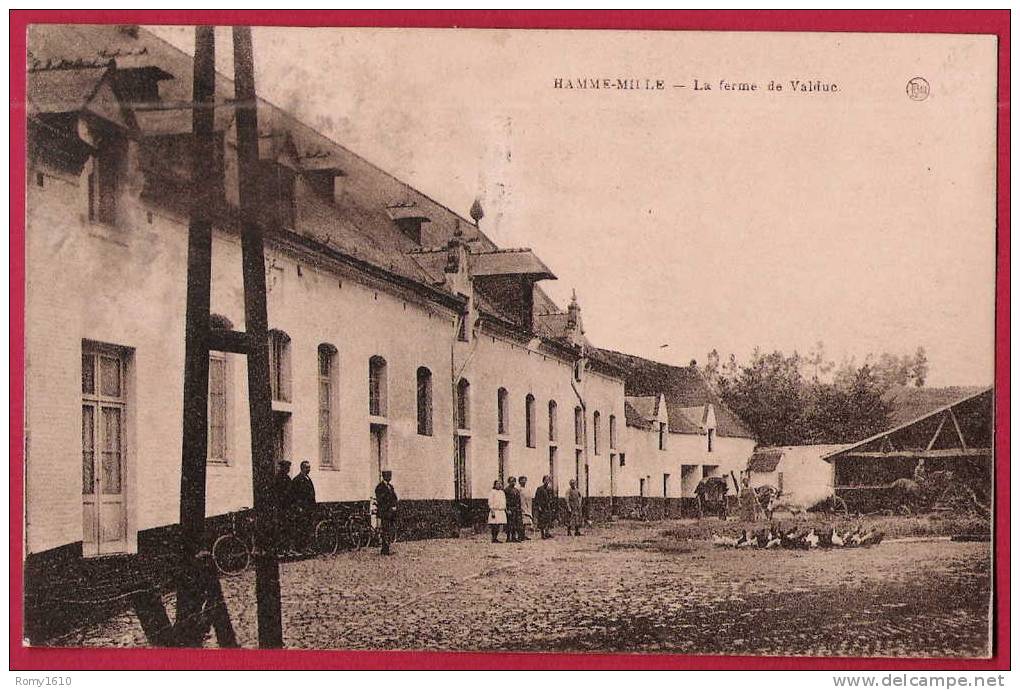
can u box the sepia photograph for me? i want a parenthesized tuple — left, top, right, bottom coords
(14, 12, 1005, 668)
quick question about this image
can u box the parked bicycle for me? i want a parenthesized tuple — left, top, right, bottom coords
(344, 503, 401, 550)
(211, 507, 348, 576)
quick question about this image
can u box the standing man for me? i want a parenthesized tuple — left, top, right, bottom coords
(518, 476, 533, 540)
(533, 475, 554, 539)
(375, 470, 398, 555)
(504, 476, 522, 543)
(566, 478, 583, 536)
(273, 460, 293, 555)
(290, 461, 316, 553)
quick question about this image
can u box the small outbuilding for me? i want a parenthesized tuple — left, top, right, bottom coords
(746, 444, 847, 510)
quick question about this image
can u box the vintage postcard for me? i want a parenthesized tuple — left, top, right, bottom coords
(19, 19, 1001, 662)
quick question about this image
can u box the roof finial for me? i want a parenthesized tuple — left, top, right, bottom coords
(469, 197, 485, 225)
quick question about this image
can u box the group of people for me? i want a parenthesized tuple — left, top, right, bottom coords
(487, 475, 585, 542)
(272, 460, 318, 555)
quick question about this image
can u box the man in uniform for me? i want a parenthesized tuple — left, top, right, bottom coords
(289, 461, 316, 554)
(375, 470, 398, 555)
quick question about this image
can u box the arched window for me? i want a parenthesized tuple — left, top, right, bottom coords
(318, 344, 338, 467)
(456, 378, 471, 430)
(548, 400, 558, 443)
(369, 355, 387, 417)
(525, 394, 536, 448)
(208, 314, 234, 464)
(497, 387, 509, 435)
(593, 410, 601, 455)
(609, 414, 617, 450)
(574, 406, 584, 446)
(268, 329, 291, 402)
(416, 366, 433, 436)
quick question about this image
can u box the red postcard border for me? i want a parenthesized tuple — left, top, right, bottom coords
(8, 9, 1010, 671)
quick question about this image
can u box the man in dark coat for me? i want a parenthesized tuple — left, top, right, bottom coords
(290, 461, 316, 553)
(273, 460, 293, 554)
(375, 470, 398, 555)
(504, 476, 523, 543)
(533, 475, 555, 539)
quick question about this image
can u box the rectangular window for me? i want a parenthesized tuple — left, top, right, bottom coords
(593, 412, 601, 455)
(87, 142, 122, 225)
(455, 436, 470, 500)
(707, 428, 715, 453)
(208, 353, 228, 463)
(369, 356, 387, 417)
(658, 422, 667, 451)
(609, 415, 617, 449)
(574, 407, 584, 446)
(498, 440, 509, 484)
(417, 367, 434, 436)
(269, 331, 291, 403)
(319, 347, 336, 467)
(525, 395, 536, 448)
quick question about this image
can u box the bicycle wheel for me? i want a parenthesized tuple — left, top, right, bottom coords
(212, 533, 250, 576)
(314, 520, 340, 556)
(345, 514, 372, 550)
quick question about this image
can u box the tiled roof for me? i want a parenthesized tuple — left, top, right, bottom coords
(882, 385, 988, 429)
(595, 348, 754, 439)
(27, 24, 579, 334)
(747, 448, 784, 473)
(625, 396, 659, 424)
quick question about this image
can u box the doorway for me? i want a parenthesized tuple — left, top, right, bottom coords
(82, 347, 129, 556)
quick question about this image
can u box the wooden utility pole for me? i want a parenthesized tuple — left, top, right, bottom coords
(232, 25, 284, 648)
(175, 25, 237, 647)
(174, 25, 282, 648)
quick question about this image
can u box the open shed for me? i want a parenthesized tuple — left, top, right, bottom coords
(822, 388, 993, 513)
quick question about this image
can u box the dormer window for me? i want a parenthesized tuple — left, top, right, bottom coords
(112, 65, 174, 108)
(304, 169, 343, 201)
(86, 133, 126, 225)
(386, 203, 431, 244)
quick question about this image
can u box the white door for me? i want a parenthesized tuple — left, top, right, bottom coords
(82, 349, 128, 556)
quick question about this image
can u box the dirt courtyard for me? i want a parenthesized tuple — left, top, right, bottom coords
(74, 519, 992, 657)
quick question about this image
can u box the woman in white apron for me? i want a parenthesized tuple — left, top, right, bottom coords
(487, 479, 507, 543)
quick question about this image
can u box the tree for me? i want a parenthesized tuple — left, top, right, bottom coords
(803, 364, 892, 443)
(714, 349, 807, 446)
(707, 345, 924, 445)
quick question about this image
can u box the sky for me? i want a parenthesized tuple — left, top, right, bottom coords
(150, 26, 998, 386)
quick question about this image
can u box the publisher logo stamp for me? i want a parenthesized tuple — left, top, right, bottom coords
(907, 77, 930, 101)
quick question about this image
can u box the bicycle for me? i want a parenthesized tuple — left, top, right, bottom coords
(212, 507, 345, 575)
(344, 508, 401, 550)
(211, 508, 255, 576)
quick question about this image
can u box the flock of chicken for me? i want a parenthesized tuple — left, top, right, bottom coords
(711, 525, 885, 550)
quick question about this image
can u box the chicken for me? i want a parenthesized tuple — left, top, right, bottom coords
(830, 528, 845, 548)
(765, 534, 782, 549)
(736, 529, 755, 548)
(805, 528, 819, 549)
